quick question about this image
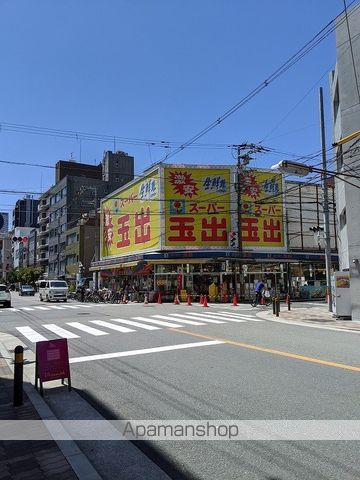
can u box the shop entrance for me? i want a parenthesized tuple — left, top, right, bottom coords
(243, 265, 288, 300)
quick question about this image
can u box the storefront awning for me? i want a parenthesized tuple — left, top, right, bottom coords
(90, 260, 139, 272)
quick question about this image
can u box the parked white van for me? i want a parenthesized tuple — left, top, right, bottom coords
(39, 280, 68, 302)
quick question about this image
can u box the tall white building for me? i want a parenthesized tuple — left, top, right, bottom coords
(330, 5, 360, 320)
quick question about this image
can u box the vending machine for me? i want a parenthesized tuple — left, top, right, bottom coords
(331, 272, 351, 319)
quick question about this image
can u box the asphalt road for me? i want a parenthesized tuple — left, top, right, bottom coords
(1, 294, 360, 480)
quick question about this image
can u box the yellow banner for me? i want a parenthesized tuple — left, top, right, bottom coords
(164, 167, 231, 247)
(240, 170, 285, 248)
(101, 172, 160, 258)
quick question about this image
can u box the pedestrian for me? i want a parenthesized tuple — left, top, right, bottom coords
(254, 279, 265, 306)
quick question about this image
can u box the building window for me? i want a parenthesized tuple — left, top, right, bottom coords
(66, 254, 77, 265)
(340, 207, 347, 230)
(333, 81, 340, 120)
(336, 145, 343, 171)
(67, 232, 78, 245)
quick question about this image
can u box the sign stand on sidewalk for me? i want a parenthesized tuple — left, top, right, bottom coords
(35, 338, 71, 397)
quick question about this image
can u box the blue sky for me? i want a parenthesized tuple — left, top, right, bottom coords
(0, 0, 350, 220)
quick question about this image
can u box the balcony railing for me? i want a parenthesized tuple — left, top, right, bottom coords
(38, 201, 49, 212)
(38, 227, 49, 237)
(39, 214, 49, 224)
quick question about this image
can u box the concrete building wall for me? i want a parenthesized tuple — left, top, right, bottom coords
(330, 5, 360, 320)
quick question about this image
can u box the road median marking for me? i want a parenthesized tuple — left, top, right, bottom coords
(168, 329, 360, 372)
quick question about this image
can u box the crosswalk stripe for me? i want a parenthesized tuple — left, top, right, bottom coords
(133, 316, 183, 328)
(152, 315, 205, 326)
(59, 305, 79, 309)
(48, 306, 66, 310)
(72, 304, 93, 308)
(184, 312, 246, 323)
(16, 326, 47, 342)
(218, 311, 263, 321)
(110, 319, 160, 330)
(67, 322, 109, 336)
(91, 320, 135, 333)
(168, 314, 225, 324)
(43, 324, 80, 338)
(34, 306, 51, 311)
(20, 307, 35, 311)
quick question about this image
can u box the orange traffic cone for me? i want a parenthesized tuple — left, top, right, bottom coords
(202, 295, 209, 307)
(174, 293, 180, 305)
(187, 294, 192, 306)
(200, 294, 204, 305)
(157, 292, 162, 304)
(232, 294, 238, 307)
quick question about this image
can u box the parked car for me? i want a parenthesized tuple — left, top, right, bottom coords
(0, 285, 11, 308)
(39, 280, 69, 302)
(19, 285, 36, 296)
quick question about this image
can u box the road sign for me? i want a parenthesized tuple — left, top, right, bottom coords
(35, 338, 71, 396)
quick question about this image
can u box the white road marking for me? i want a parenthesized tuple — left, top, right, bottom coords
(42, 324, 80, 339)
(66, 322, 108, 336)
(133, 316, 184, 328)
(70, 340, 224, 364)
(90, 320, 135, 333)
(20, 307, 35, 311)
(72, 304, 93, 308)
(110, 319, 160, 330)
(48, 306, 66, 310)
(185, 312, 246, 323)
(16, 326, 47, 342)
(59, 305, 79, 309)
(34, 306, 51, 311)
(168, 313, 225, 324)
(152, 315, 205, 326)
(217, 311, 263, 321)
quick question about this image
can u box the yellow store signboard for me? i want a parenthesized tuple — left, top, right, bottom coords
(101, 171, 160, 258)
(239, 170, 285, 248)
(164, 166, 231, 248)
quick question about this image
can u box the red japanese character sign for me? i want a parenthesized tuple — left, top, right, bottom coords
(240, 171, 285, 248)
(101, 174, 160, 257)
(165, 167, 231, 247)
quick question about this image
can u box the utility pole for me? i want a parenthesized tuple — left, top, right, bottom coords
(235, 143, 269, 299)
(319, 87, 333, 313)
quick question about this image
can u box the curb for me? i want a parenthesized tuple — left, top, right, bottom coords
(256, 311, 360, 334)
(0, 334, 102, 480)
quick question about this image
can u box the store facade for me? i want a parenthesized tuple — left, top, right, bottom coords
(91, 164, 338, 301)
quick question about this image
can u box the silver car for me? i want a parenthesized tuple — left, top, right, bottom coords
(0, 285, 11, 308)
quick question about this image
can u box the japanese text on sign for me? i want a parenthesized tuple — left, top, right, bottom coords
(164, 168, 231, 247)
(240, 171, 285, 248)
(101, 174, 160, 257)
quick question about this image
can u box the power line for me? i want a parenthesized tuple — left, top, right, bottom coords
(151, 1, 360, 165)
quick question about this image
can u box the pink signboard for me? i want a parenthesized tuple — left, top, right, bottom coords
(35, 338, 71, 395)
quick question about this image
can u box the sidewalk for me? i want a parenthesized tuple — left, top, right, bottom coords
(257, 303, 360, 332)
(0, 356, 78, 480)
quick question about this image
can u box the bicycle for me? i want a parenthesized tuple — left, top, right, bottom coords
(251, 290, 272, 307)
